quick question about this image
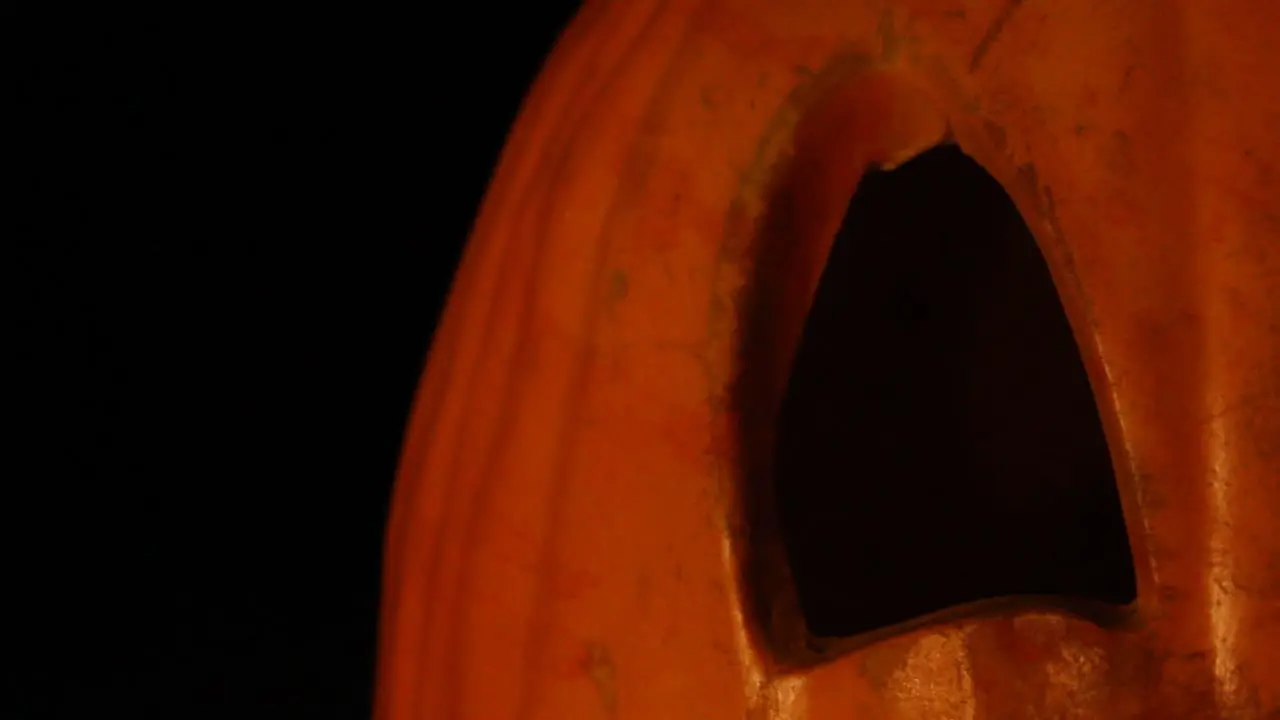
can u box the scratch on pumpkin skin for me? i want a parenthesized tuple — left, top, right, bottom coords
(969, 0, 1028, 72)
(581, 642, 618, 716)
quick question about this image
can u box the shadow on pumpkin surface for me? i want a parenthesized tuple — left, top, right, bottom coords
(744, 144, 1137, 650)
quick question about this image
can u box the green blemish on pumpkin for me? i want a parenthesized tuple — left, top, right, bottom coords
(607, 269, 629, 306)
(582, 642, 618, 715)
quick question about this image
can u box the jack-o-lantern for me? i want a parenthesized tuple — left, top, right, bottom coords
(376, 0, 1280, 717)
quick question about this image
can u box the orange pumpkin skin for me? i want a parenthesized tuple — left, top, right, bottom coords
(376, 0, 1280, 718)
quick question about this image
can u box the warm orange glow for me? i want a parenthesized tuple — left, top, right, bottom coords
(376, 0, 1280, 717)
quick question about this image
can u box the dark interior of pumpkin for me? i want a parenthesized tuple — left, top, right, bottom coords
(773, 144, 1137, 640)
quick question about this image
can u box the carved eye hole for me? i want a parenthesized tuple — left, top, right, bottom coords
(772, 144, 1137, 642)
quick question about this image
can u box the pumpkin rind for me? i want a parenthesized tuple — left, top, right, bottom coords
(377, 0, 1280, 717)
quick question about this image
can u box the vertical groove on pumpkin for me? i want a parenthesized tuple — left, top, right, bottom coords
(1098, 0, 1206, 693)
(375, 5, 620, 712)
(377, 1, 674, 717)
(434, 3, 700, 717)
(1181, 1, 1280, 709)
(506, 7, 705, 718)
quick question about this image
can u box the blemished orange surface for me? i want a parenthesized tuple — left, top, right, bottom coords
(375, 0, 1280, 717)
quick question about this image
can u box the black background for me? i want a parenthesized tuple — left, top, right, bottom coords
(13, 4, 581, 717)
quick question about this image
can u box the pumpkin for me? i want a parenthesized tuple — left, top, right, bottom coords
(376, 0, 1280, 717)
